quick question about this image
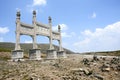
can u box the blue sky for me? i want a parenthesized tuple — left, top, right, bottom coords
(0, 0, 120, 53)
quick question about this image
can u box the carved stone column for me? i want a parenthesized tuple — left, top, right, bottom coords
(32, 10, 37, 49)
(57, 25, 67, 58)
(15, 11, 21, 50)
(58, 25, 63, 51)
(28, 10, 41, 60)
(48, 16, 54, 50)
(12, 11, 24, 61)
(30, 36, 41, 60)
(46, 16, 57, 59)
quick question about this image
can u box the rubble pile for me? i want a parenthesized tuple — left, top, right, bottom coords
(60, 55, 120, 80)
(0, 54, 120, 80)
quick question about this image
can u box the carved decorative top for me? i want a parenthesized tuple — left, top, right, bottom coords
(48, 16, 52, 23)
(58, 25, 61, 32)
(16, 11, 20, 18)
(58, 25, 60, 29)
(33, 10, 36, 16)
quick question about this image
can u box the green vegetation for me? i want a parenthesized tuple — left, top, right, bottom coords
(82, 50, 120, 56)
(0, 42, 75, 54)
(0, 42, 75, 60)
(0, 48, 11, 52)
(0, 42, 120, 59)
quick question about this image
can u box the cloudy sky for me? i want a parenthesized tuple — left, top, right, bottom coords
(0, 0, 120, 53)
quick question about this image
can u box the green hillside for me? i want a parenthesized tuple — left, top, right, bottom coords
(0, 42, 120, 56)
(81, 50, 120, 56)
(0, 42, 75, 54)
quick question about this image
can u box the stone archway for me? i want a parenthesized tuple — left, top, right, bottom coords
(11, 10, 66, 61)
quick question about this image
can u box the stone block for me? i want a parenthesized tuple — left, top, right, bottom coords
(57, 51, 67, 58)
(46, 49, 57, 59)
(29, 49, 41, 60)
(11, 50, 24, 61)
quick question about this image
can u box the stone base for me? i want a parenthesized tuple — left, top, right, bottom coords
(11, 50, 24, 61)
(29, 49, 41, 60)
(46, 49, 57, 59)
(57, 51, 67, 58)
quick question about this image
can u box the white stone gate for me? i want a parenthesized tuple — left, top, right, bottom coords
(11, 10, 66, 61)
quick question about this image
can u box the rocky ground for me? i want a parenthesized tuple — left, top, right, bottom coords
(0, 54, 120, 80)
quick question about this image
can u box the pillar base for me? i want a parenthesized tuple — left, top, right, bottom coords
(57, 51, 67, 58)
(46, 49, 57, 59)
(11, 50, 24, 61)
(29, 49, 41, 60)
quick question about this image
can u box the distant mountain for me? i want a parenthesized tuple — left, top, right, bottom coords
(0, 42, 75, 54)
(80, 50, 120, 56)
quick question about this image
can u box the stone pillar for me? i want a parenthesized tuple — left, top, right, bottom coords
(48, 16, 54, 50)
(58, 25, 63, 51)
(15, 11, 21, 50)
(28, 10, 41, 60)
(11, 11, 24, 61)
(57, 25, 67, 58)
(32, 10, 37, 49)
(46, 16, 57, 59)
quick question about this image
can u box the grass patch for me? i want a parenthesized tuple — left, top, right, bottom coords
(0, 48, 11, 52)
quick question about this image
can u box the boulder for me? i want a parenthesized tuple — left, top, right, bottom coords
(101, 63, 110, 72)
(70, 68, 93, 76)
(83, 69, 92, 75)
(94, 73, 104, 80)
(82, 58, 90, 65)
(93, 55, 99, 61)
(102, 67, 110, 72)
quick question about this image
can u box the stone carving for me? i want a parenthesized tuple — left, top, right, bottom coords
(12, 10, 66, 61)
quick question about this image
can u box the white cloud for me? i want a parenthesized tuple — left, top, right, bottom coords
(53, 24, 68, 31)
(60, 24, 68, 31)
(71, 32, 76, 36)
(33, 0, 46, 6)
(24, 40, 32, 43)
(53, 24, 76, 38)
(61, 32, 76, 38)
(0, 27, 9, 34)
(61, 32, 71, 38)
(26, 0, 47, 13)
(91, 12, 96, 19)
(74, 21, 120, 52)
(74, 38, 90, 46)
